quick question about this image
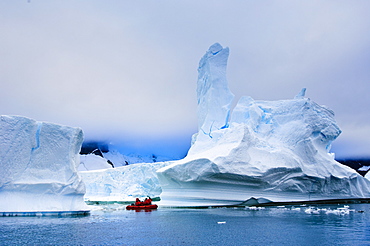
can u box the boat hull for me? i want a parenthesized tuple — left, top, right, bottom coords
(126, 204, 158, 210)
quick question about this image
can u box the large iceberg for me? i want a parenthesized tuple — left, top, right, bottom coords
(0, 115, 88, 213)
(156, 43, 370, 207)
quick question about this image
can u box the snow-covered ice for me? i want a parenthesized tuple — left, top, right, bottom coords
(0, 115, 88, 212)
(156, 43, 370, 207)
(196, 42, 234, 136)
(80, 161, 172, 202)
(79, 154, 113, 171)
(359, 166, 370, 172)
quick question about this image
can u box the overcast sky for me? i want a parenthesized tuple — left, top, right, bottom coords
(1, 1, 370, 159)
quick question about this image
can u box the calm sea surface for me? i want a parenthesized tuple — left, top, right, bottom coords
(1, 204, 370, 245)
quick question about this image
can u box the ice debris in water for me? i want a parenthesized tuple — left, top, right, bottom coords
(304, 205, 355, 215)
(245, 206, 265, 210)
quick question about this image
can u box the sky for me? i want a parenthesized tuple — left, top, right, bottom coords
(1, 1, 370, 159)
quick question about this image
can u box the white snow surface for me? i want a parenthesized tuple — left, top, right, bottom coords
(78, 154, 113, 171)
(359, 166, 370, 172)
(364, 169, 370, 180)
(156, 43, 370, 207)
(80, 162, 172, 202)
(0, 115, 88, 212)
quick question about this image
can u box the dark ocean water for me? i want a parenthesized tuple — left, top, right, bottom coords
(1, 204, 370, 245)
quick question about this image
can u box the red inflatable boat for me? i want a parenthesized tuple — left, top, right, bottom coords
(126, 204, 158, 210)
(127, 198, 157, 210)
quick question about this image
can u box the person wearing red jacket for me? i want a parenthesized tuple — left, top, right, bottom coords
(142, 197, 152, 205)
(135, 198, 142, 206)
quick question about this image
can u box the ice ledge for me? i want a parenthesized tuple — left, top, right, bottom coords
(0, 211, 90, 217)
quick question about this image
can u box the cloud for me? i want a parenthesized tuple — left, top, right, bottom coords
(1, 1, 370, 158)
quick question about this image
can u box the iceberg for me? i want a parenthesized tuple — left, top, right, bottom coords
(80, 162, 171, 202)
(156, 43, 370, 207)
(0, 115, 88, 213)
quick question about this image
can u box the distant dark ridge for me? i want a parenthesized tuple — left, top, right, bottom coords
(79, 141, 115, 168)
(337, 159, 370, 177)
(80, 141, 109, 157)
(171, 198, 370, 209)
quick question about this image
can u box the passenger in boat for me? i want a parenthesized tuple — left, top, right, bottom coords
(135, 198, 142, 206)
(143, 197, 152, 205)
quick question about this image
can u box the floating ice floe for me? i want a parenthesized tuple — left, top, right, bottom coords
(246, 206, 265, 210)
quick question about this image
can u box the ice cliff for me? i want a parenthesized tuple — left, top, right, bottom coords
(0, 115, 88, 212)
(156, 43, 370, 207)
